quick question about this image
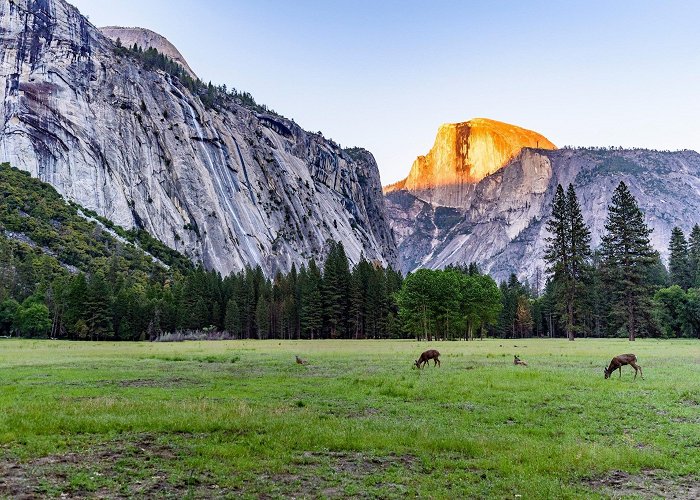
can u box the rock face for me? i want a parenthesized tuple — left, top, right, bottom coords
(0, 0, 397, 276)
(384, 118, 556, 207)
(387, 126, 700, 282)
(99, 26, 197, 79)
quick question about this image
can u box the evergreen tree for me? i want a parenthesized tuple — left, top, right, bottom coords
(600, 182, 656, 341)
(255, 281, 271, 339)
(299, 261, 323, 339)
(566, 184, 592, 335)
(543, 184, 592, 340)
(349, 258, 372, 339)
(224, 298, 241, 337)
(85, 273, 113, 340)
(322, 242, 351, 338)
(688, 224, 700, 287)
(496, 274, 526, 338)
(668, 227, 691, 289)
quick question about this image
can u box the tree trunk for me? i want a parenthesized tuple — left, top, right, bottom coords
(628, 294, 636, 341)
(567, 281, 575, 341)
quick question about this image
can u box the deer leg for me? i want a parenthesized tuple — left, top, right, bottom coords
(437, 358, 441, 367)
(619, 366, 622, 378)
(632, 362, 643, 380)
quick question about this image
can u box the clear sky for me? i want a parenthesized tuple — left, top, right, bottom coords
(70, 0, 700, 185)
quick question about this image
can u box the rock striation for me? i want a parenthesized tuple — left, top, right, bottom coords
(386, 120, 700, 282)
(0, 0, 397, 277)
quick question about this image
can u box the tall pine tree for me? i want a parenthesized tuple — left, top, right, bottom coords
(543, 184, 592, 340)
(687, 225, 700, 287)
(600, 182, 656, 341)
(668, 227, 691, 289)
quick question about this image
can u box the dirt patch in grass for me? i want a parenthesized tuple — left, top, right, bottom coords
(0, 435, 225, 499)
(116, 377, 198, 388)
(586, 469, 700, 499)
(250, 451, 419, 497)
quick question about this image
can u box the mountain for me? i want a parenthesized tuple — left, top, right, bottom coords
(385, 119, 700, 282)
(100, 26, 198, 79)
(384, 118, 556, 206)
(0, 0, 397, 277)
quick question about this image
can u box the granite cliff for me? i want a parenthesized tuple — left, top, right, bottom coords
(386, 119, 700, 282)
(384, 118, 556, 207)
(0, 0, 397, 276)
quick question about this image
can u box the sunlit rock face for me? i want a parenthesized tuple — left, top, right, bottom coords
(387, 145, 700, 283)
(384, 118, 556, 207)
(0, 0, 398, 276)
(100, 26, 198, 79)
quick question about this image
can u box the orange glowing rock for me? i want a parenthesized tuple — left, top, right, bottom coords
(384, 118, 556, 195)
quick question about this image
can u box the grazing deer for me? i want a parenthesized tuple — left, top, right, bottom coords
(415, 349, 440, 369)
(295, 355, 308, 365)
(514, 355, 528, 366)
(604, 354, 643, 379)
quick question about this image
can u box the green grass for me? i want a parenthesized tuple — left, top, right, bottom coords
(1, 339, 699, 498)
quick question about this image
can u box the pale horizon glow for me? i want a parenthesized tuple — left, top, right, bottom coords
(70, 0, 700, 185)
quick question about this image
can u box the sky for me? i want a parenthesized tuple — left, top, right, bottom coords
(70, 0, 700, 185)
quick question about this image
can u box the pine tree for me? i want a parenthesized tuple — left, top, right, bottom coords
(689, 225, 700, 287)
(85, 273, 113, 340)
(543, 184, 592, 340)
(322, 242, 351, 338)
(600, 182, 656, 341)
(668, 227, 691, 289)
(300, 261, 323, 339)
(566, 183, 592, 336)
(224, 298, 241, 337)
(255, 280, 271, 339)
(349, 258, 372, 339)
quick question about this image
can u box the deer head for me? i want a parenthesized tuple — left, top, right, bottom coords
(603, 366, 611, 379)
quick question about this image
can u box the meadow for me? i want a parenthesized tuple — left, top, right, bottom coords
(0, 338, 699, 498)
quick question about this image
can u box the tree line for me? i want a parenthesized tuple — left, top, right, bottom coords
(538, 181, 699, 340)
(2, 160, 699, 340)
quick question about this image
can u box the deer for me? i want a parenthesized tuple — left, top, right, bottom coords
(295, 355, 308, 365)
(604, 354, 643, 380)
(513, 355, 528, 366)
(414, 349, 440, 369)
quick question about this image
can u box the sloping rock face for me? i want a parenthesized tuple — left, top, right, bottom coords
(0, 0, 397, 276)
(100, 26, 197, 79)
(384, 118, 556, 207)
(386, 147, 700, 282)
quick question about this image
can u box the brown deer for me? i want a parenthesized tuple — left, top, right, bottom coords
(514, 355, 528, 366)
(415, 349, 440, 369)
(295, 355, 308, 365)
(604, 354, 643, 379)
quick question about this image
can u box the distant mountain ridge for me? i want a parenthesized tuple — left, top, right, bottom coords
(385, 118, 700, 281)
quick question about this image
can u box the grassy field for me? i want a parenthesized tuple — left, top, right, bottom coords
(1, 338, 699, 499)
